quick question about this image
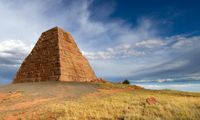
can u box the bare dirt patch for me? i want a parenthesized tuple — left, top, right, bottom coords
(0, 91, 23, 103)
(0, 93, 6, 99)
(0, 98, 51, 111)
(3, 115, 18, 120)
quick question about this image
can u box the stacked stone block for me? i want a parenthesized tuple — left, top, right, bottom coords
(13, 27, 97, 83)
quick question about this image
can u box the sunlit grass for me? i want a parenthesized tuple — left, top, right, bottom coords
(35, 89, 200, 120)
(0, 82, 199, 119)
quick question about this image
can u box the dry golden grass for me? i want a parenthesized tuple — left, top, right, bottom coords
(0, 82, 200, 120)
(35, 89, 200, 120)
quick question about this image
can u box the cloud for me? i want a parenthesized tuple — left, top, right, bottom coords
(170, 35, 200, 49)
(0, 64, 17, 84)
(83, 39, 165, 60)
(131, 74, 200, 83)
(0, 40, 32, 66)
(129, 38, 200, 80)
(134, 83, 200, 92)
(0, 0, 162, 82)
(0, 0, 200, 84)
(135, 39, 165, 48)
(133, 78, 175, 83)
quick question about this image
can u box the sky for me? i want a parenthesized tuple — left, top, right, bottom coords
(0, 0, 200, 91)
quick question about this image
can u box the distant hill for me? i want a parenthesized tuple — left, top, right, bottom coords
(0, 81, 199, 120)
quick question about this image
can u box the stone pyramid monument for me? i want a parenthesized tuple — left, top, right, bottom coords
(13, 27, 97, 83)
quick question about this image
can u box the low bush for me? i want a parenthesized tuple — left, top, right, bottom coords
(122, 79, 130, 84)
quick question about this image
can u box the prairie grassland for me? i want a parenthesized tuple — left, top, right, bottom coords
(36, 88, 200, 120)
(0, 82, 200, 120)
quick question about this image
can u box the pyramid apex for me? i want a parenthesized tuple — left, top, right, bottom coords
(42, 26, 65, 34)
(53, 26, 64, 30)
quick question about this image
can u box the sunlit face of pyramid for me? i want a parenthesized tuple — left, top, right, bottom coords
(13, 27, 97, 83)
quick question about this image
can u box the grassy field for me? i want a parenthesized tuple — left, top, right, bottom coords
(0, 81, 200, 120)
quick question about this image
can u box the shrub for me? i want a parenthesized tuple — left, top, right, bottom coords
(122, 80, 130, 84)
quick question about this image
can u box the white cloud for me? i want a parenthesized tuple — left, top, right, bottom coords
(0, 0, 200, 83)
(134, 83, 200, 92)
(170, 35, 200, 49)
(0, 0, 161, 62)
(83, 43, 146, 60)
(0, 40, 30, 53)
(0, 40, 32, 66)
(84, 50, 145, 60)
(135, 83, 200, 89)
(133, 78, 175, 83)
(82, 39, 166, 60)
(135, 39, 165, 48)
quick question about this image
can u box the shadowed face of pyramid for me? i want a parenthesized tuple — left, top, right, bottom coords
(13, 27, 97, 83)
